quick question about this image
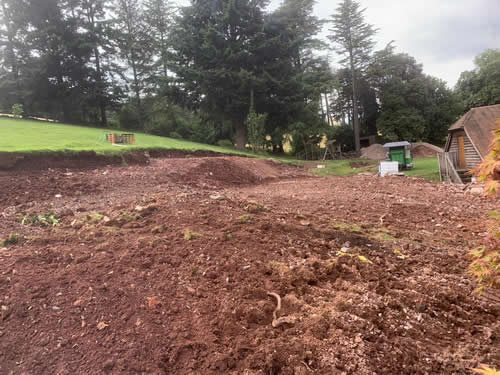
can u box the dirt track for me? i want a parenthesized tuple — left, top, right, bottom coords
(0, 156, 499, 374)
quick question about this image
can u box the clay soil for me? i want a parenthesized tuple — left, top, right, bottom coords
(0, 156, 499, 375)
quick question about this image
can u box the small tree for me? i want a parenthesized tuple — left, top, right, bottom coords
(11, 103, 24, 118)
(468, 120, 500, 294)
(246, 108, 267, 152)
(328, 0, 376, 154)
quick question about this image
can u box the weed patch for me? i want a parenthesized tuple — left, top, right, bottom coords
(184, 229, 202, 240)
(2, 233, 19, 247)
(19, 213, 59, 227)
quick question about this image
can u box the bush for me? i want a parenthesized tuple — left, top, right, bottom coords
(217, 139, 234, 148)
(168, 131, 182, 139)
(148, 99, 215, 144)
(468, 120, 500, 294)
(325, 124, 355, 152)
(11, 103, 24, 118)
(246, 108, 267, 151)
(119, 103, 142, 130)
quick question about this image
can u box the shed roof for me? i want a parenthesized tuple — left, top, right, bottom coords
(448, 104, 500, 157)
(383, 141, 410, 148)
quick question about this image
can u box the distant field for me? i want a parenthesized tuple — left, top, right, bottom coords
(0, 118, 244, 155)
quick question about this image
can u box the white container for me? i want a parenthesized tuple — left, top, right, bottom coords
(379, 161, 400, 177)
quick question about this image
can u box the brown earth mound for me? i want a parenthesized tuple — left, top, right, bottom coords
(411, 142, 444, 158)
(360, 144, 386, 160)
(0, 157, 499, 374)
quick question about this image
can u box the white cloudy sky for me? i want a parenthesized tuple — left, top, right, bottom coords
(176, 0, 500, 88)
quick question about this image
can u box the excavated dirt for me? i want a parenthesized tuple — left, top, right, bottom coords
(360, 144, 386, 160)
(0, 156, 499, 375)
(411, 143, 444, 158)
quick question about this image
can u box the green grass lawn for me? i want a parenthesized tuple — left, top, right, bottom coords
(0, 118, 441, 182)
(307, 157, 440, 181)
(308, 159, 379, 176)
(404, 157, 440, 181)
(0, 117, 247, 155)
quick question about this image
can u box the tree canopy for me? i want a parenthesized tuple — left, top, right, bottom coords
(0, 0, 495, 152)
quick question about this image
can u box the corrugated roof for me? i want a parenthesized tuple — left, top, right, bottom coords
(383, 141, 410, 148)
(448, 104, 500, 157)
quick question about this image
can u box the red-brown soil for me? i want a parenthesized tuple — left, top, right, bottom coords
(0, 156, 498, 374)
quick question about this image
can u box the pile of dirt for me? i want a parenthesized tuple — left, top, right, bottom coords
(166, 157, 307, 188)
(411, 142, 444, 158)
(0, 157, 499, 374)
(360, 143, 386, 160)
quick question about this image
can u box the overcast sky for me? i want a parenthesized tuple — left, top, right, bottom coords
(177, 0, 500, 88)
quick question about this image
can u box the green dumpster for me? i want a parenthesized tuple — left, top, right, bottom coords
(383, 141, 413, 170)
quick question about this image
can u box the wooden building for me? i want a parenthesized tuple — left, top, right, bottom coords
(439, 104, 500, 183)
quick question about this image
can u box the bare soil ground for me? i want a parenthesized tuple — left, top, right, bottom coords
(0, 156, 498, 375)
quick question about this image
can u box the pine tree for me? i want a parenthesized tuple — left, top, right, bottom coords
(112, 0, 153, 128)
(143, 0, 174, 85)
(170, 0, 268, 148)
(328, 0, 376, 153)
(0, 0, 29, 110)
(75, 0, 116, 125)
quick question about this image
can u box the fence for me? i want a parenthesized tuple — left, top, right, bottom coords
(438, 151, 462, 183)
(106, 133, 135, 145)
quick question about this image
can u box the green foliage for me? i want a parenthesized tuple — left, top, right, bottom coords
(328, 0, 377, 152)
(2, 233, 19, 247)
(19, 213, 60, 227)
(246, 108, 268, 151)
(184, 229, 202, 240)
(119, 103, 142, 130)
(456, 49, 500, 111)
(325, 124, 354, 152)
(370, 48, 460, 144)
(11, 103, 23, 118)
(148, 99, 215, 144)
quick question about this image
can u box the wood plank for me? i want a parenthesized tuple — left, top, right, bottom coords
(458, 136, 466, 169)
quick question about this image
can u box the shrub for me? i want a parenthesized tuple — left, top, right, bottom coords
(2, 233, 19, 247)
(148, 99, 215, 144)
(119, 103, 142, 130)
(168, 131, 182, 139)
(11, 103, 24, 118)
(468, 120, 500, 294)
(325, 124, 355, 152)
(246, 108, 267, 151)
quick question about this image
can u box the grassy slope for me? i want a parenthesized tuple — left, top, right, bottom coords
(0, 118, 246, 155)
(0, 118, 440, 181)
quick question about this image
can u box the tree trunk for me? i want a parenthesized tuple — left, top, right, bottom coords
(94, 48, 107, 126)
(349, 54, 361, 154)
(319, 94, 326, 123)
(235, 121, 247, 150)
(324, 93, 332, 125)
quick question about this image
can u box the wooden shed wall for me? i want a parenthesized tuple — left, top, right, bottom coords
(447, 130, 482, 169)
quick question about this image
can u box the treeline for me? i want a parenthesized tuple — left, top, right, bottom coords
(0, 0, 499, 152)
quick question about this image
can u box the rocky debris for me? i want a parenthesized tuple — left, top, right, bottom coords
(0, 156, 498, 374)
